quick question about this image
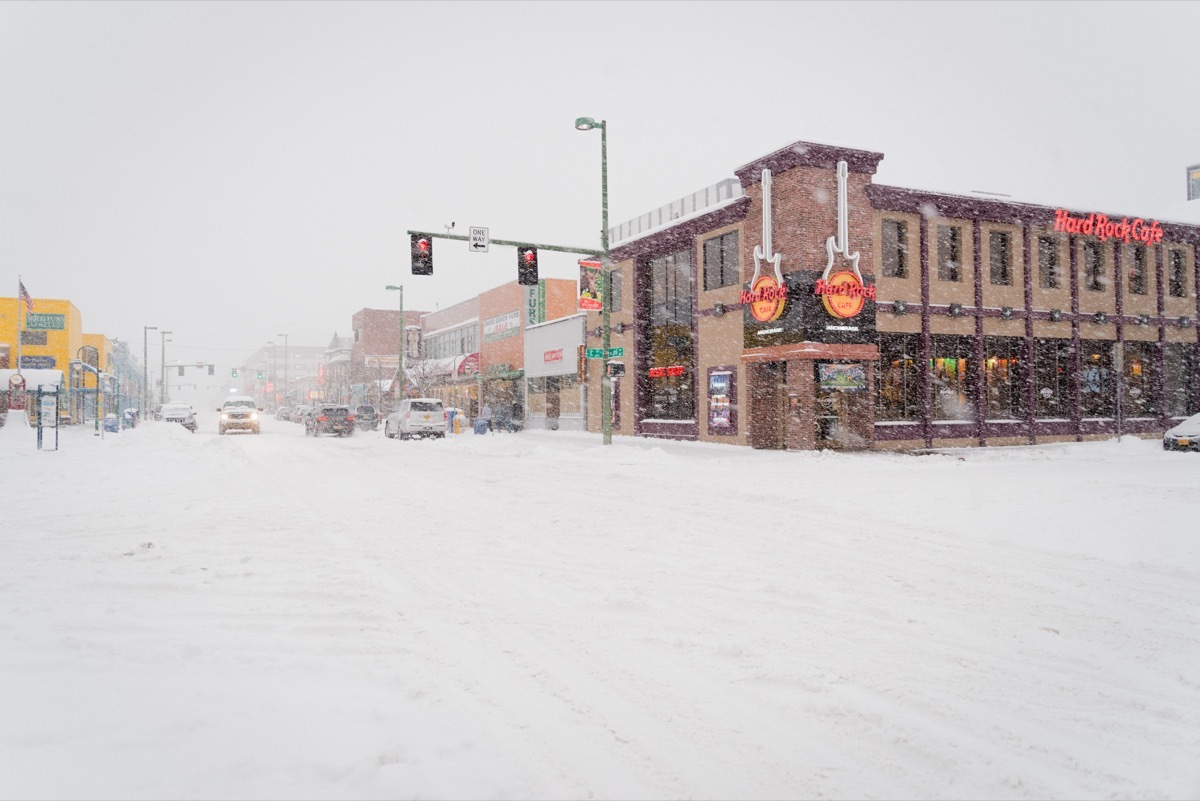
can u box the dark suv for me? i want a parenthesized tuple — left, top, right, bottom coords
(353, 404, 379, 431)
(305, 404, 355, 437)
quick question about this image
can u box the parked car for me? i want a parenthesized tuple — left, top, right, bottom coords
(385, 398, 445, 439)
(306, 404, 355, 437)
(217, 395, 262, 435)
(1163, 412, 1200, 451)
(353, 404, 379, 431)
(275, 406, 292, 422)
(292, 405, 312, 424)
(160, 402, 197, 433)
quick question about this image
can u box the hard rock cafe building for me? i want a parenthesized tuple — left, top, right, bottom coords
(583, 140, 1200, 450)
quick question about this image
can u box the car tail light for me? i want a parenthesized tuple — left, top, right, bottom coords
(318, 416, 328, 421)
(347, 415, 355, 422)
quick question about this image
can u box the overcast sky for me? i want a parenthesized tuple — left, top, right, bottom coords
(3, 1, 1198, 371)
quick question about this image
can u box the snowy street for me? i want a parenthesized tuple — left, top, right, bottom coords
(2, 414, 1199, 799)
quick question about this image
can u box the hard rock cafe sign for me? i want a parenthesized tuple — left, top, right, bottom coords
(815, 160, 875, 320)
(742, 168, 787, 322)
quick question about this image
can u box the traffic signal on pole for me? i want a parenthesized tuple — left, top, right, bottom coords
(411, 234, 433, 275)
(232, 368, 238, 378)
(208, 365, 214, 376)
(518, 246, 539, 286)
(177, 365, 184, 377)
(257, 370, 263, 380)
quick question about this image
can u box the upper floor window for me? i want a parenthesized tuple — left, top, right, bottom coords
(1128, 245, 1148, 295)
(649, 250, 693, 326)
(1169, 249, 1187, 298)
(1083, 241, 1104, 291)
(1037, 236, 1060, 289)
(989, 231, 1012, 285)
(702, 231, 739, 290)
(937, 225, 962, 282)
(882, 219, 908, 278)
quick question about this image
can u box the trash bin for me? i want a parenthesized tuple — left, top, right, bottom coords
(474, 418, 489, 435)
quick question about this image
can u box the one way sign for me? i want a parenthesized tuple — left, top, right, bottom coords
(469, 226, 489, 253)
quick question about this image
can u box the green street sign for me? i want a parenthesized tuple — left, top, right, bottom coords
(26, 313, 65, 331)
(585, 348, 604, 359)
(607, 347, 624, 357)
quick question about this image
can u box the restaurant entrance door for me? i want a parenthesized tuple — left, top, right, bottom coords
(748, 361, 788, 449)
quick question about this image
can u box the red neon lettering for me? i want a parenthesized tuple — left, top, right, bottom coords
(1055, 209, 1163, 244)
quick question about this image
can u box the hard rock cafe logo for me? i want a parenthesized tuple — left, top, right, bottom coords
(745, 168, 787, 322)
(817, 160, 874, 319)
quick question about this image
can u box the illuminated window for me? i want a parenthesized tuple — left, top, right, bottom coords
(876, 333, 919, 421)
(984, 337, 1024, 420)
(930, 335, 974, 421)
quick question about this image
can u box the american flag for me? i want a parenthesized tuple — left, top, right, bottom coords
(18, 281, 33, 314)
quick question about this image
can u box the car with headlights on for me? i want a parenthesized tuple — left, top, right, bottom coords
(217, 395, 262, 435)
(1163, 412, 1200, 452)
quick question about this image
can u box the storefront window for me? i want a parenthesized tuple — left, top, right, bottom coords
(1034, 339, 1071, 419)
(1122, 341, 1158, 418)
(876, 333, 919, 421)
(1080, 341, 1116, 417)
(984, 337, 1024, 420)
(931, 335, 974, 421)
(1165, 343, 1196, 417)
(644, 250, 695, 421)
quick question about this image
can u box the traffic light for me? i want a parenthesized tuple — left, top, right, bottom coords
(177, 365, 184, 377)
(411, 234, 433, 275)
(232, 368, 238, 378)
(518, 246, 538, 286)
(208, 365, 214, 376)
(257, 370, 263, 380)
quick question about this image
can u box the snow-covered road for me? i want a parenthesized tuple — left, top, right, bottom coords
(2, 413, 1198, 799)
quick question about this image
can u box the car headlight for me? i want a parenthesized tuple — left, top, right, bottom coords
(221, 413, 229, 420)
(250, 412, 258, 420)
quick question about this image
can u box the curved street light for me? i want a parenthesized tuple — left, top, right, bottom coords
(575, 116, 612, 445)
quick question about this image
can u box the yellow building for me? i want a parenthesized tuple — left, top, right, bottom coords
(0, 297, 83, 374)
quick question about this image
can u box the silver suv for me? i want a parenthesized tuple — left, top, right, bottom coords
(218, 395, 263, 435)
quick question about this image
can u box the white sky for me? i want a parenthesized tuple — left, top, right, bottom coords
(2, 1, 1199, 371)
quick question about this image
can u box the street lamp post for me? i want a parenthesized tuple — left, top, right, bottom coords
(268, 341, 276, 408)
(385, 285, 404, 409)
(160, 330, 173, 405)
(277, 333, 289, 407)
(143, 325, 157, 416)
(575, 116, 612, 445)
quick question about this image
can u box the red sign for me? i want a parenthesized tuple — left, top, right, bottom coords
(740, 275, 787, 322)
(1053, 209, 1163, 245)
(815, 271, 875, 319)
(648, 365, 685, 378)
(457, 353, 479, 376)
(544, 348, 563, 364)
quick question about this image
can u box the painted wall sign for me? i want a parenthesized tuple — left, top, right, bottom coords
(816, 161, 875, 320)
(1053, 209, 1163, 245)
(544, 348, 563, 364)
(25, 313, 65, 331)
(483, 311, 521, 341)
